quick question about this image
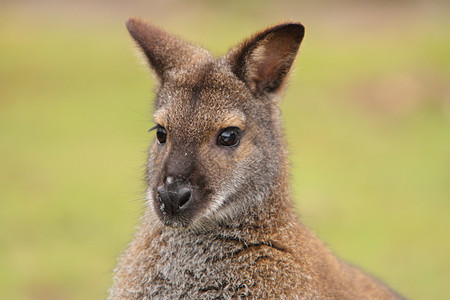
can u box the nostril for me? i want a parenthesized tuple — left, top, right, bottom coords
(177, 187, 192, 209)
(157, 187, 167, 214)
(157, 187, 165, 203)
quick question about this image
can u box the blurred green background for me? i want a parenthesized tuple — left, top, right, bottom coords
(1, 0, 449, 299)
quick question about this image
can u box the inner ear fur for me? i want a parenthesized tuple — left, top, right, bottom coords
(228, 23, 305, 97)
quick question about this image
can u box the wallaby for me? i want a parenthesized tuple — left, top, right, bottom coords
(109, 18, 404, 299)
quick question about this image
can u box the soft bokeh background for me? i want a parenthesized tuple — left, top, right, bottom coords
(1, 0, 449, 299)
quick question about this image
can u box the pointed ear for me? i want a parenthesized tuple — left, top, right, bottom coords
(227, 23, 305, 97)
(126, 18, 210, 81)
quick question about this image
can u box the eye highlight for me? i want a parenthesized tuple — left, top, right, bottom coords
(217, 127, 242, 148)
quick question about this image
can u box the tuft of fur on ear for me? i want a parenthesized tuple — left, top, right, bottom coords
(227, 23, 305, 97)
(126, 18, 211, 81)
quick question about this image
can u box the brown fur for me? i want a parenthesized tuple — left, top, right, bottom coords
(109, 18, 404, 299)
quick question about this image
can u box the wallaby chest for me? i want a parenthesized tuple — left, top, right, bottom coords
(141, 229, 301, 299)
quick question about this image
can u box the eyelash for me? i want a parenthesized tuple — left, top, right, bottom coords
(148, 125, 159, 132)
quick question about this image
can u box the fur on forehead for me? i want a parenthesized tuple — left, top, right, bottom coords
(154, 73, 248, 133)
(154, 105, 246, 131)
(154, 59, 254, 109)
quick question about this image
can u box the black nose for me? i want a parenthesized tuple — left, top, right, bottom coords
(157, 180, 193, 216)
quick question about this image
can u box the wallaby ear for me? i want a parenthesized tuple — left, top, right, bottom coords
(228, 23, 305, 97)
(126, 18, 210, 81)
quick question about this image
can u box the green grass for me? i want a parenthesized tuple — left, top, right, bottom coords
(1, 2, 449, 299)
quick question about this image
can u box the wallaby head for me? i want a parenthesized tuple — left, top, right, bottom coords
(126, 18, 304, 229)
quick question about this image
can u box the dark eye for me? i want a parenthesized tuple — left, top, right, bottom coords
(156, 126, 167, 144)
(217, 127, 241, 148)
